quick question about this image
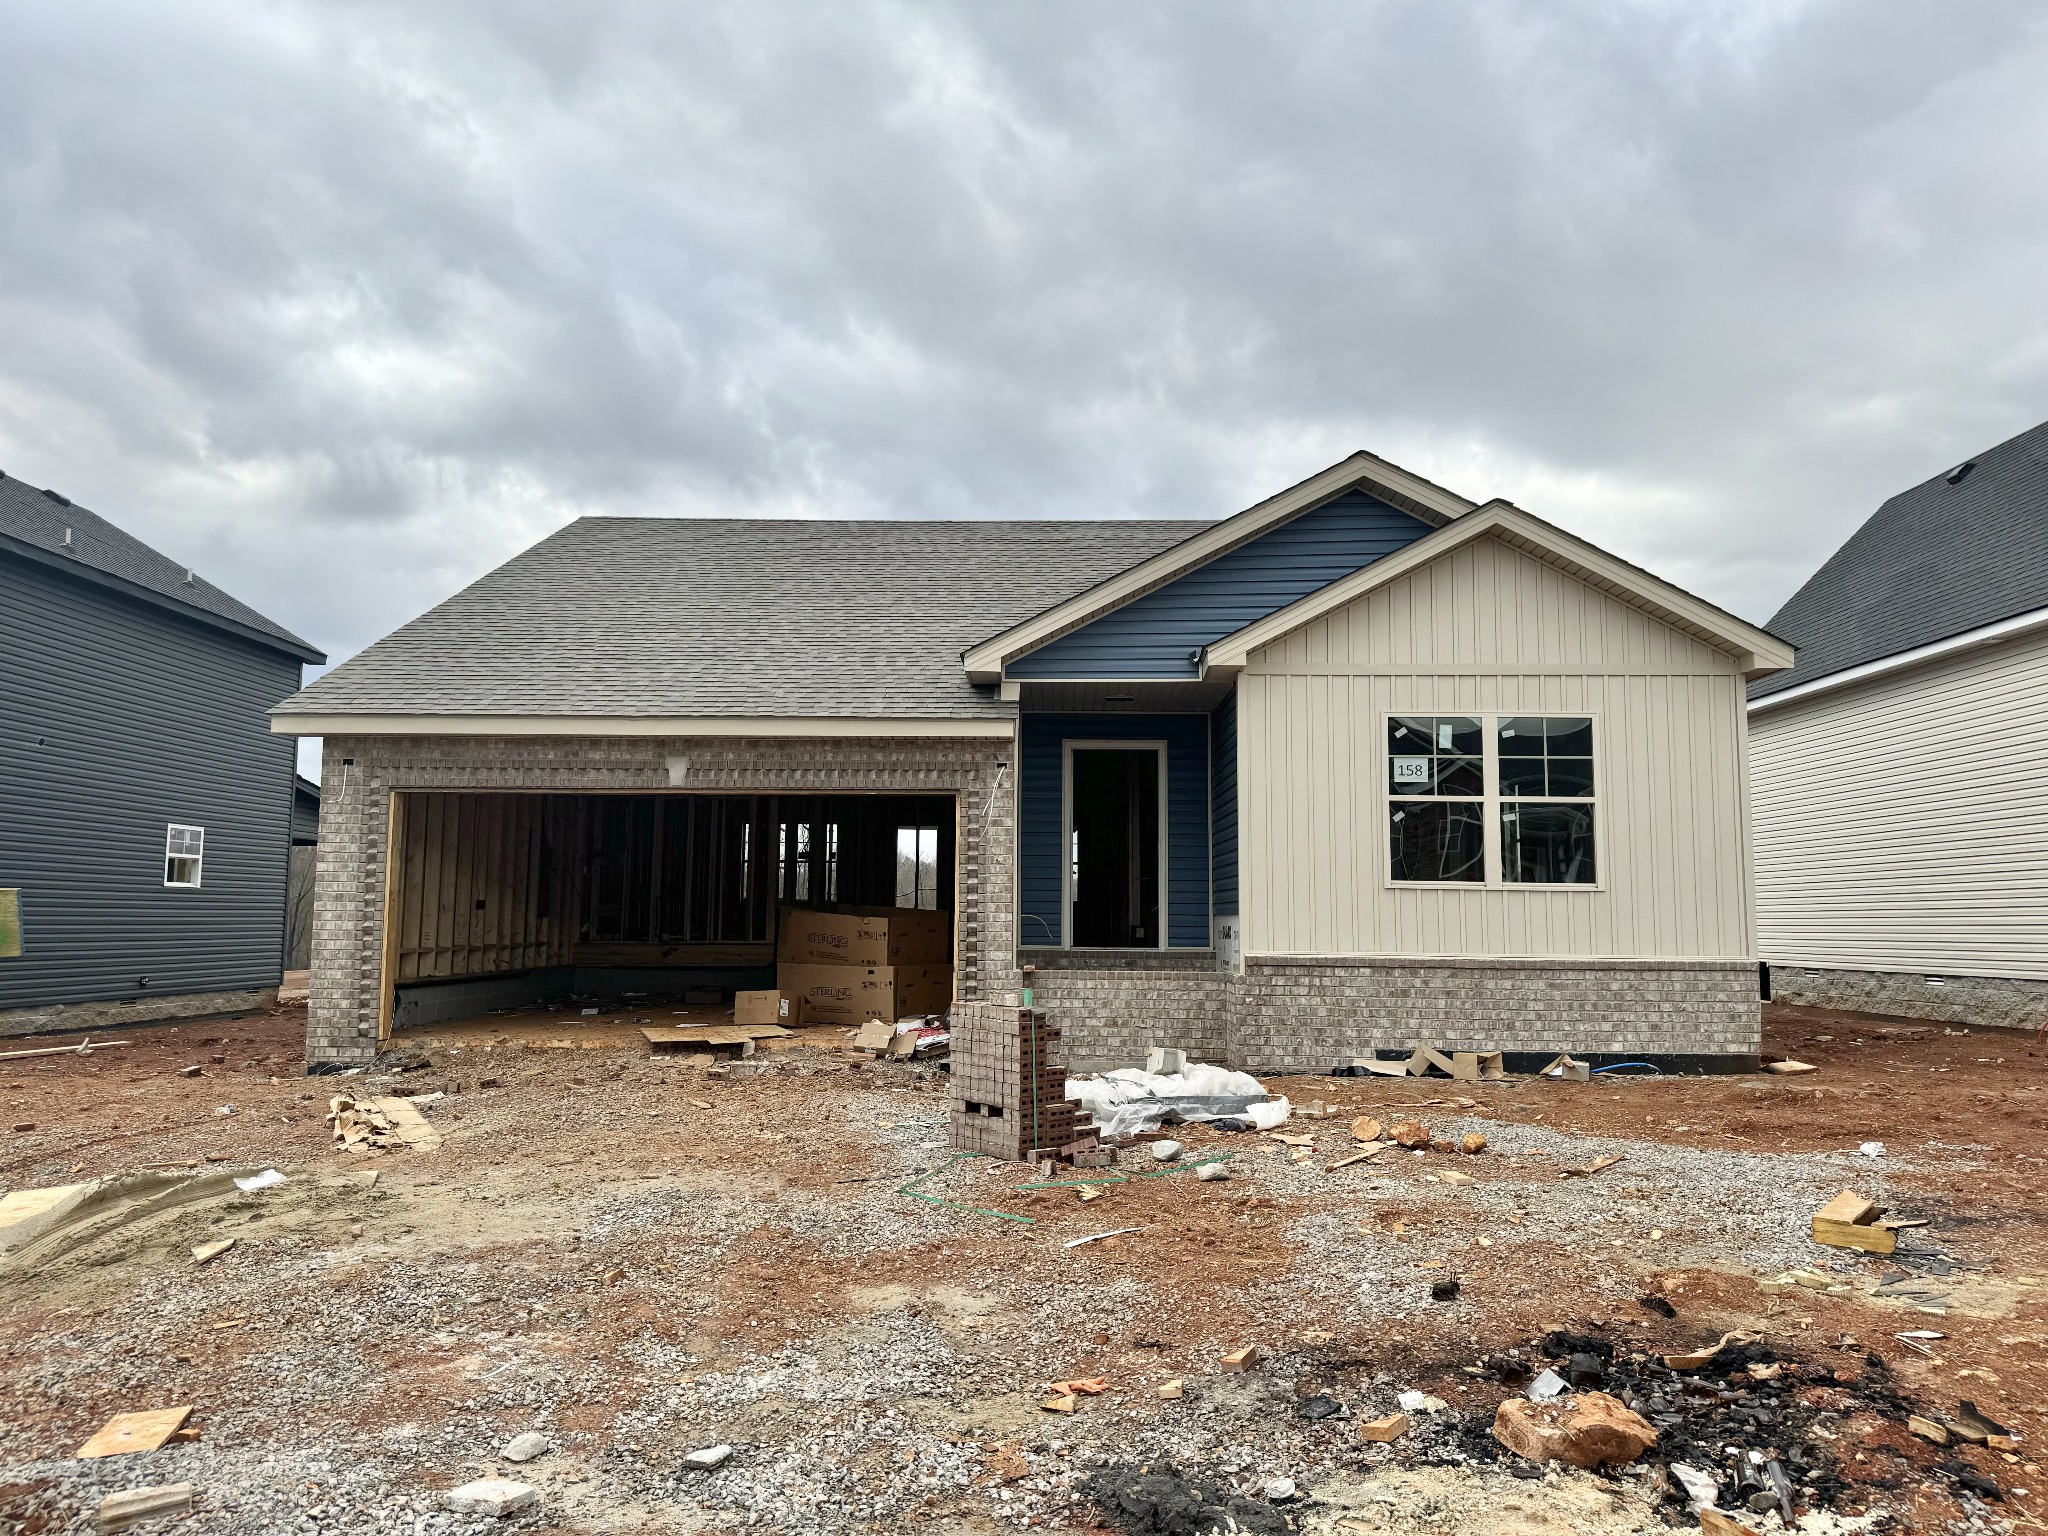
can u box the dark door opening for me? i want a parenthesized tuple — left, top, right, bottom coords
(1069, 747, 1161, 948)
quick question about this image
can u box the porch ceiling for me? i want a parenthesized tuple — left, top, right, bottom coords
(1017, 679, 1234, 713)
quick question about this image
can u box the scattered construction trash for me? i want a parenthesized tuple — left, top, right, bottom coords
(1492, 1391, 1657, 1468)
(1560, 1154, 1626, 1178)
(191, 1239, 234, 1265)
(327, 1096, 443, 1155)
(1858, 1141, 1886, 1158)
(1527, 1369, 1568, 1402)
(1082, 1463, 1295, 1536)
(94, 1483, 195, 1532)
(442, 1478, 537, 1516)
(1909, 1414, 1950, 1446)
(232, 1169, 285, 1193)
(1763, 1058, 1818, 1075)
(501, 1431, 549, 1463)
(1156, 1379, 1183, 1400)
(1064, 1227, 1143, 1249)
(1540, 1054, 1591, 1082)
(1664, 1332, 1757, 1371)
(1397, 1390, 1448, 1413)
(76, 1407, 194, 1459)
(1669, 1463, 1719, 1513)
(1430, 1277, 1461, 1301)
(1220, 1345, 1260, 1372)
(1261, 1477, 1297, 1503)
(682, 1445, 733, 1471)
(1811, 1188, 1895, 1254)
(1068, 1058, 1276, 1137)
(0, 1036, 130, 1062)
(1359, 1412, 1410, 1443)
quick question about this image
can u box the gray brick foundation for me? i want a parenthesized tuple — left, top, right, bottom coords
(0, 986, 276, 1040)
(1017, 954, 1760, 1075)
(1770, 964, 2048, 1032)
(307, 734, 1018, 1068)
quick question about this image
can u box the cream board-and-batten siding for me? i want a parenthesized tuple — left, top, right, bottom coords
(1749, 622, 2048, 981)
(1236, 533, 1758, 960)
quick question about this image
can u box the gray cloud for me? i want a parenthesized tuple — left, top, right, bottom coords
(4, 0, 2046, 757)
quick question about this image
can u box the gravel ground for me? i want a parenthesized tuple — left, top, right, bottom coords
(1, 1016, 2037, 1535)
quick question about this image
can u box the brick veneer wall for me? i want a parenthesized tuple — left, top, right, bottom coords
(1233, 957, 1760, 1072)
(307, 733, 1018, 1067)
(1020, 954, 1760, 1075)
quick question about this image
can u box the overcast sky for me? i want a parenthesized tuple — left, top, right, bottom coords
(4, 1, 2047, 778)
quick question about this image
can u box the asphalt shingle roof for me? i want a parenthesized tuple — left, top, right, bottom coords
(277, 517, 1211, 720)
(0, 471, 321, 661)
(1752, 417, 2048, 698)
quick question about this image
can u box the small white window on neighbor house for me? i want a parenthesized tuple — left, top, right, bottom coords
(164, 825, 205, 888)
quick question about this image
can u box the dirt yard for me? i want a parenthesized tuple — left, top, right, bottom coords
(3, 1002, 2045, 1535)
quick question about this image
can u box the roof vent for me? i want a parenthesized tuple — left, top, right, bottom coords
(1945, 461, 1976, 486)
(40, 487, 70, 507)
(61, 527, 73, 547)
(183, 568, 196, 584)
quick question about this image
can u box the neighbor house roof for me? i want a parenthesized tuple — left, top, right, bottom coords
(274, 517, 1209, 727)
(0, 471, 324, 663)
(1751, 417, 2048, 700)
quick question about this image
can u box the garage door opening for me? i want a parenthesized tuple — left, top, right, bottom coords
(381, 790, 956, 1037)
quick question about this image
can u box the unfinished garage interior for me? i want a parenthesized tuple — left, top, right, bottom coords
(383, 789, 956, 1037)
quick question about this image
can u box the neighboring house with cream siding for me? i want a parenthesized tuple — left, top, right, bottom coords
(1751, 417, 2048, 1027)
(274, 451, 1790, 1072)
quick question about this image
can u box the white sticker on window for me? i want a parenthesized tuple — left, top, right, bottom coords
(1391, 757, 1430, 784)
(1436, 723, 1453, 749)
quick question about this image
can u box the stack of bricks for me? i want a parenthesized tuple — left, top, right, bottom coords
(947, 1000, 1091, 1161)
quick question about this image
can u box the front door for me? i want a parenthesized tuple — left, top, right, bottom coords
(1068, 745, 1162, 947)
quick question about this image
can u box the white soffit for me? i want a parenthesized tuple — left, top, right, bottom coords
(1201, 501, 1796, 679)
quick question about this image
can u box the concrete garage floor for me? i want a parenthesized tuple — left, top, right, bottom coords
(1, 1002, 2044, 1534)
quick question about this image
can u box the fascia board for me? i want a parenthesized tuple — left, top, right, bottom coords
(1202, 502, 1795, 676)
(1748, 603, 2048, 716)
(267, 713, 1017, 738)
(0, 529, 327, 665)
(961, 452, 1477, 683)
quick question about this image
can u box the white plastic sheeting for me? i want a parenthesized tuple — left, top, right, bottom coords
(1066, 1062, 1288, 1138)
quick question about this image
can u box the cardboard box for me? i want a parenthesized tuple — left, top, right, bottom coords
(776, 963, 954, 1026)
(777, 964, 899, 1027)
(734, 989, 786, 1027)
(777, 906, 950, 968)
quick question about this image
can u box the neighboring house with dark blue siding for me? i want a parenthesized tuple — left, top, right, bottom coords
(0, 471, 325, 1035)
(276, 450, 1791, 1073)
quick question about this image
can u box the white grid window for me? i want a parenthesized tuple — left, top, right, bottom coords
(165, 825, 204, 888)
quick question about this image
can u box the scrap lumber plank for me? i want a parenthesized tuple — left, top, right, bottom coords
(1815, 1189, 1881, 1226)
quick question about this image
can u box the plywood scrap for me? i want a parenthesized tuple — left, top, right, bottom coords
(1763, 1058, 1818, 1076)
(76, 1407, 192, 1459)
(642, 1025, 786, 1053)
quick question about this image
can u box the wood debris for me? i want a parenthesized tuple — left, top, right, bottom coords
(1560, 1154, 1625, 1178)
(95, 1483, 196, 1531)
(1359, 1412, 1410, 1443)
(1763, 1059, 1818, 1075)
(1812, 1188, 1895, 1254)
(76, 1407, 193, 1459)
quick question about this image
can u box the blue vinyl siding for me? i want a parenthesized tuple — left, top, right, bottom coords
(1018, 713, 1210, 949)
(1008, 489, 1433, 679)
(1211, 688, 1237, 918)
(0, 554, 303, 1009)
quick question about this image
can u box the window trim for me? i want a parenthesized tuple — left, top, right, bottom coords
(1060, 739, 1170, 950)
(164, 823, 205, 889)
(1381, 713, 1603, 891)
